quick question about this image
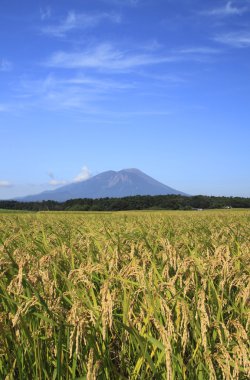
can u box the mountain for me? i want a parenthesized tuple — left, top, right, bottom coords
(16, 169, 186, 202)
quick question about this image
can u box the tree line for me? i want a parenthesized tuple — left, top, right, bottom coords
(0, 194, 250, 212)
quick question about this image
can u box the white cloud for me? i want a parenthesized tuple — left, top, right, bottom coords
(0, 181, 12, 188)
(74, 166, 92, 182)
(49, 179, 68, 186)
(201, 1, 247, 16)
(45, 42, 221, 72)
(177, 47, 220, 55)
(101, 0, 140, 6)
(7, 41, 220, 114)
(41, 11, 121, 37)
(214, 32, 250, 47)
(47, 167, 91, 185)
(99, 110, 173, 118)
(15, 72, 134, 112)
(0, 104, 8, 112)
(0, 59, 12, 72)
(46, 43, 177, 71)
(62, 75, 134, 90)
(6, 42, 220, 113)
(48, 172, 67, 186)
(40, 6, 51, 21)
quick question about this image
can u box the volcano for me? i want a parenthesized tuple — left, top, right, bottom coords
(17, 168, 186, 202)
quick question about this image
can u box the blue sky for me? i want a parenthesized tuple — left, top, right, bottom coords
(0, 0, 250, 199)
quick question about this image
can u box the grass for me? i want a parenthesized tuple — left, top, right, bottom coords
(0, 210, 249, 379)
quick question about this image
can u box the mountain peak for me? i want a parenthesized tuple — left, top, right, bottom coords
(16, 168, 186, 202)
(119, 168, 142, 174)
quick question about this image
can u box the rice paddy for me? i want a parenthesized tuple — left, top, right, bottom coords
(0, 210, 249, 379)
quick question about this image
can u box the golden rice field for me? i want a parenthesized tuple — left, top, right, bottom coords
(0, 210, 249, 379)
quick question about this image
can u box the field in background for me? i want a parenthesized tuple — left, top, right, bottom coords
(0, 210, 249, 379)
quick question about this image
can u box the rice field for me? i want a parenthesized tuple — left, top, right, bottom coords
(0, 210, 249, 379)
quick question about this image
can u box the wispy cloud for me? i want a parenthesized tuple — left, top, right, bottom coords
(201, 1, 248, 17)
(48, 172, 67, 186)
(49, 179, 68, 186)
(214, 31, 250, 47)
(0, 181, 12, 188)
(14, 72, 134, 112)
(41, 11, 121, 37)
(47, 167, 92, 186)
(100, 110, 173, 118)
(5, 42, 220, 113)
(177, 47, 220, 55)
(73, 166, 92, 182)
(101, 0, 141, 6)
(0, 59, 12, 72)
(45, 43, 219, 72)
(60, 75, 134, 90)
(45, 43, 172, 70)
(0, 104, 8, 112)
(40, 6, 51, 21)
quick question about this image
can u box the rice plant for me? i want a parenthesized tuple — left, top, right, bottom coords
(0, 210, 249, 379)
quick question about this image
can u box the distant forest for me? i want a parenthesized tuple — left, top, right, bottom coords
(0, 195, 250, 211)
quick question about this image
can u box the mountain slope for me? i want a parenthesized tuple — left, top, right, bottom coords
(17, 168, 186, 202)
